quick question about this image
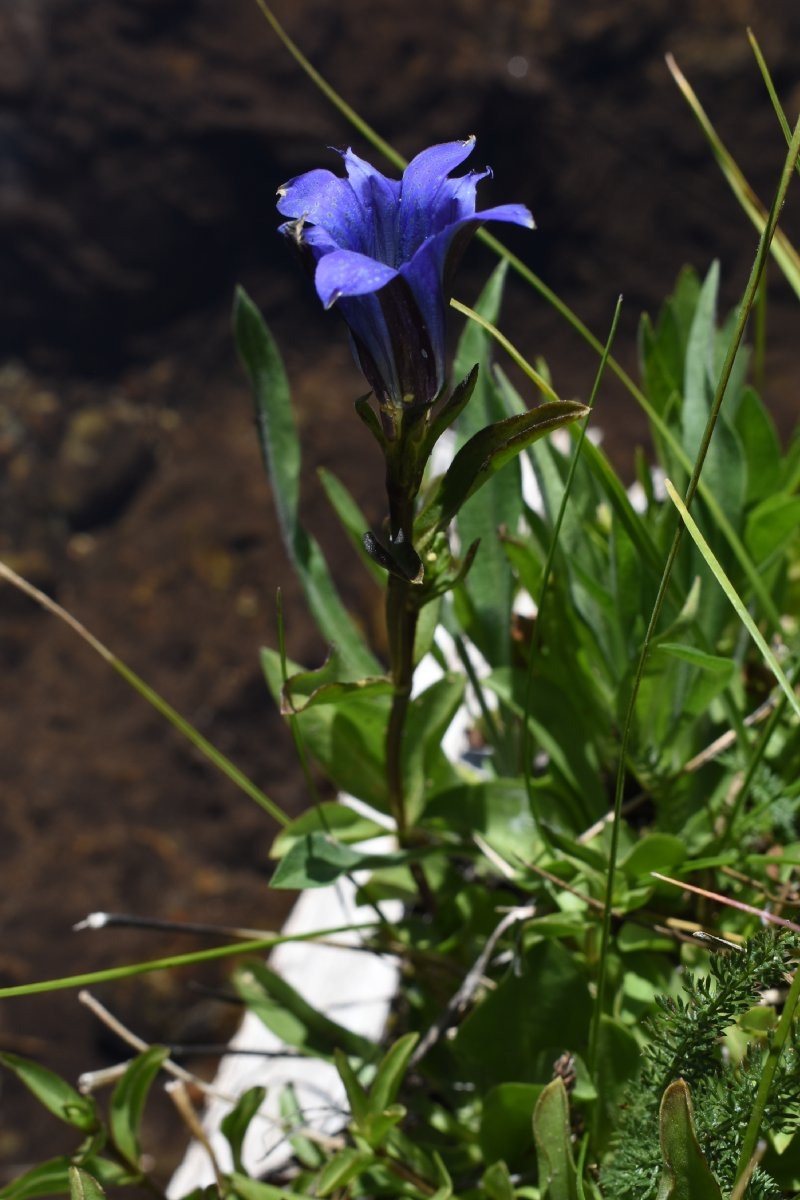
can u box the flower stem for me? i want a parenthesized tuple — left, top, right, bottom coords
(385, 571, 417, 841)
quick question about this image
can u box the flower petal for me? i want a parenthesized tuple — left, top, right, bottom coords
(277, 168, 369, 254)
(474, 202, 535, 230)
(314, 248, 398, 309)
(399, 138, 477, 257)
(341, 149, 401, 264)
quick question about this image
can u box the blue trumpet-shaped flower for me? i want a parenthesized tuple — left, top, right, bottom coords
(277, 138, 534, 411)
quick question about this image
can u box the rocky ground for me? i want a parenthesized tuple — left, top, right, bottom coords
(1, 0, 799, 1184)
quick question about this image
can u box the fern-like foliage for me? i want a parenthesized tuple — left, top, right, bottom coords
(601, 929, 799, 1199)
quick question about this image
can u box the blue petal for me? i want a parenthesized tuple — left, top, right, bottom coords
(341, 149, 401, 265)
(399, 138, 477, 259)
(314, 248, 398, 308)
(474, 202, 535, 230)
(277, 168, 369, 254)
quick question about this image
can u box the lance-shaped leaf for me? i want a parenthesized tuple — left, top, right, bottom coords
(234, 287, 379, 678)
(532, 1078, 579, 1200)
(109, 1046, 169, 1170)
(430, 401, 588, 533)
(0, 1054, 98, 1134)
(68, 1168, 106, 1200)
(656, 1080, 723, 1200)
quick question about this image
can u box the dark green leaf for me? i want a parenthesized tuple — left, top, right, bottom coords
(317, 467, 385, 585)
(433, 402, 588, 532)
(234, 287, 378, 677)
(220, 1086, 266, 1175)
(229, 1174, 318, 1200)
(0, 1160, 73, 1200)
(109, 1046, 168, 1168)
(369, 1032, 419, 1113)
(734, 386, 782, 505)
(315, 1148, 375, 1197)
(333, 1047, 370, 1124)
(0, 1054, 98, 1134)
(533, 1079, 579, 1200)
(454, 941, 592, 1087)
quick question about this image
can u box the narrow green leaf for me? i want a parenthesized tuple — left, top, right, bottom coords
(234, 287, 378, 677)
(667, 55, 800, 299)
(220, 1086, 266, 1175)
(418, 364, 479, 467)
(234, 959, 375, 1061)
(532, 1079, 579, 1200)
(0, 1160, 72, 1200)
(656, 1080, 723, 1200)
(317, 466, 385, 584)
(0, 1054, 98, 1134)
(0, 1159, 134, 1200)
(315, 1147, 375, 1197)
(333, 1047, 370, 1124)
(68, 1168, 105, 1200)
(233, 285, 298, 542)
(433, 402, 588, 532)
(109, 1046, 169, 1168)
(369, 1032, 419, 1113)
(229, 1174, 318, 1200)
(665, 479, 800, 722)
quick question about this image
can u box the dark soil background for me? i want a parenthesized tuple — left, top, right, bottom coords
(1, 0, 800, 1186)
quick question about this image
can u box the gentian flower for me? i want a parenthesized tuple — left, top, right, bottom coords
(277, 138, 534, 413)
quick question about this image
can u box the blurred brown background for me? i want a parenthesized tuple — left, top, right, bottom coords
(1, 0, 799, 1182)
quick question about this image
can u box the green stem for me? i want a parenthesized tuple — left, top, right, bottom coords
(385, 571, 418, 841)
